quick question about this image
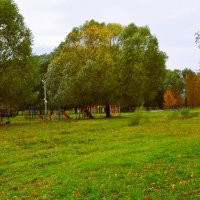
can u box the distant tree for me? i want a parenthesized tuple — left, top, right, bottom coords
(164, 90, 177, 108)
(164, 69, 184, 107)
(0, 0, 35, 109)
(186, 71, 200, 107)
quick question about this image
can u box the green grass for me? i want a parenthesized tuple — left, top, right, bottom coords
(0, 111, 200, 199)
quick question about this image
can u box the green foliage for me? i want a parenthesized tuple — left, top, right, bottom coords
(164, 69, 185, 100)
(120, 24, 167, 108)
(0, 0, 34, 109)
(0, 0, 32, 66)
(46, 20, 167, 110)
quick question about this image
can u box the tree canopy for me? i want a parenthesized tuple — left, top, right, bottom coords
(164, 68, 196, 108)
(46, 20, 167, 115)
(0, 0, 35, 109)
(119, 24, 167, 108)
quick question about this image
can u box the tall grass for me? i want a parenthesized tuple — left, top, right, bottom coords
(168, 108, 198, 120)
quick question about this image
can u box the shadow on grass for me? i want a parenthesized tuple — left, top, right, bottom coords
(0, 121, 41, 127)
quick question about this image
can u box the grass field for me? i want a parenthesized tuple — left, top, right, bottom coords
(0, 110, 200, 199)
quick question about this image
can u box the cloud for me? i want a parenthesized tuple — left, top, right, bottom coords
(14, 0, 200, 70)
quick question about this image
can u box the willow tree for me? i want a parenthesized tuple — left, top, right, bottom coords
(47, 20, 167, 117)
(119, 24, 167, 109)
(46, 20, 123, 117)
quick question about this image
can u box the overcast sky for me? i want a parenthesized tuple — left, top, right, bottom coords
(14, 0, 200, 71)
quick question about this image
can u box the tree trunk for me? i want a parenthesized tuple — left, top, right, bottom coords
(74, 107, 78, 114)
(105, 104, 111, 118)
(185, 97, 187, 107)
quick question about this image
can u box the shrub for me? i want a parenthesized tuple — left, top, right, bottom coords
(168, 109, 198, 120)
(169, 110, 180, 120)
(128, 112, 142, 126)
(180, 108, 190, 119)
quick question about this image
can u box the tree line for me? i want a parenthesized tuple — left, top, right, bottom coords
(0, 0, 199, 116)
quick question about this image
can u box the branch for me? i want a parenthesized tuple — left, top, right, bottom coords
(195, 31, 200, 48)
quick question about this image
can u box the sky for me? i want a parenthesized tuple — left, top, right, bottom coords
(14, 0, 200, 71)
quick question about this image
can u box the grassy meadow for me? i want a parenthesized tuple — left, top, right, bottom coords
(0, 110, 200, 199)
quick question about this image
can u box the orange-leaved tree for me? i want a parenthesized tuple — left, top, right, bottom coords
(186, 72, 200, 107)
(164, 90, 177, 108)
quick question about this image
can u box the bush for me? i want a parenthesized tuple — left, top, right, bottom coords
(168, 109, 198, 120)
(180, 108, 190, 119)
(128, 112, 142, 126)
(169, 110, 180, 120)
